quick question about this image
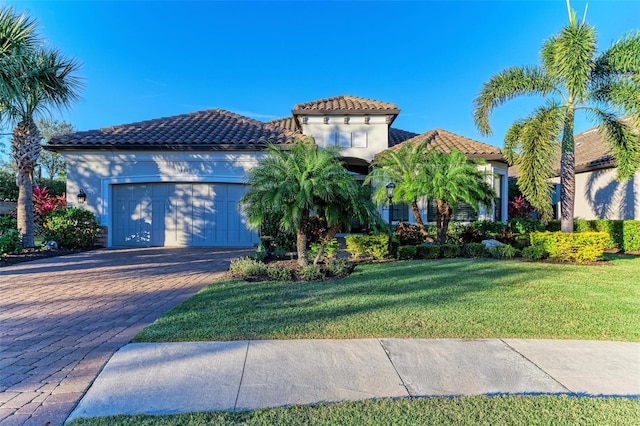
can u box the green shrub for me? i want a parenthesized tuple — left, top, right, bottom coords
(266, 266, 292, 281)
(545, 220, 561, 232)
(41, 207, 100, 248)
(471, 220, 506, 236)
(0, 215, 16, 233)
(0, 228, 21, 255)
(416, 244, 440, 259)
(0, 169, 18, 201)
(309, 238, 339, 261)
(397, 245, 418, 260)
(36, 178, 66, 197)
(512, 234, 531, 250)
(394, 222, 424, 246)
(440, 244, 460, 258)
(229, 256, 268, 278)
(272, 245, 288, 259)
(522, 245, 548, 260)
(622, 221, 640, 252)
(574, 219, 622, 250)
(491, 244, 516, 259)
(530, 231, 608, 263)
(250, 243, 268, 261)
(345, 234, 389, 259)
(300, 264, 324, 281)
(259, 216, 296, 252)
(325, 258, 353, 277)
(507, 217, 543, 234)
(464, 242, 488, 258)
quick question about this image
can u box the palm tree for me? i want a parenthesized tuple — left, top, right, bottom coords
(474, 0, 640, 231)
(241, 139, 363, 266)
(366, 139, 430, 230)
(0, 7, 82, 247)
(422, 149, 495, 245)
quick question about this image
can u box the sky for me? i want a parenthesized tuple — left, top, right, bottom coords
(3, 0, 640, 152)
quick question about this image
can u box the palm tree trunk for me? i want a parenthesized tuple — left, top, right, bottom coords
(560, 108, 576, 233)
(296, 210, 310, 266)
(313, 224, 340, 265)
(436, 200, 452, 245)
(410, 200, 429, 237)
(12, 118, 41, 248)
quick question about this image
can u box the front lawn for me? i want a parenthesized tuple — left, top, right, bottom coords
(134, 254, 640, 342)
(67, 395, 640, 426)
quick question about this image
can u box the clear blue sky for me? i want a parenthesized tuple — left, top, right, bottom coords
(5, 0, 640, 149)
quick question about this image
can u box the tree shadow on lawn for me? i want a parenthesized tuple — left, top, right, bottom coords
(137, 258, 591, 341)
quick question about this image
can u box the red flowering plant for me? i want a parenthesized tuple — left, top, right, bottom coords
(33, 187, 67, 235)
(508, 195, 533, 218)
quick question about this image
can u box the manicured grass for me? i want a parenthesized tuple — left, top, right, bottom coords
(134, 254, 639, 342)
(67, 395, 640, 425)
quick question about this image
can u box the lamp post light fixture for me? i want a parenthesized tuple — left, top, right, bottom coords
(386, 182, 395, 255)
(77, 189, 87, 204)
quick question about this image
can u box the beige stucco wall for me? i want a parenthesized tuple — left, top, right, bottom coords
(551, 168, 640, 220)
(301, 114, 389, 162)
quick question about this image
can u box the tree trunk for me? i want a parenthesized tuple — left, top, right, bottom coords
(313, 224, 340, 265)
(296, 229, 309, 267)
(12, 118, 42, 248)
(560, 108, 576, 233)
(436, 200, 452, 245)
(410, 199, 429, 237)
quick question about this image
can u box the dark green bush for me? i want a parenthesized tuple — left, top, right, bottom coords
(325, 258, 354, 277)
(0, 228, 21, 255)
(345, 234, 389, 259)
(41, 207, 101, 248)
(35, 178, 66, 197)
(574, 219, 622, 250)
(0, 169, 18, 201)
(260, 216, 296, 252)
(266, 266, 292, 281)
(622, 221, 640, 252)
(491, 244, 517, 259)
(464, 242, 488, 258)
(522, 245, 547, 260)
(300, 264, 324, 281)
(416, 244, 440, 259)
(507, 217, 543, 234)
(440, 244, 460, 258)
(545, 220, 561, 231)
(0, 215, 16, 233)
(471, 220, 506, 235)
(397, 245, 418, 260)
(530, 231, 608, 263)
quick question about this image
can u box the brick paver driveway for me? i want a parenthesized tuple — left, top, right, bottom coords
(0, 247, 249, 426)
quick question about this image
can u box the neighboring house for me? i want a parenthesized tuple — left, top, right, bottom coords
(509, 124, 640, 220)
(47, 95, 508, 248)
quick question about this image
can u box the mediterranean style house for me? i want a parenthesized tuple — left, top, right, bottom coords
(47, 95, 508, 248)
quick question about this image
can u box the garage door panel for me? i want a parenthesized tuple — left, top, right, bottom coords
(112, 183, 256, 247)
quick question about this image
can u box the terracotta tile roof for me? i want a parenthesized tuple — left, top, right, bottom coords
(389, 127, 419, 147)
(509, 123, 636, 177)
(292, 95, 400, 115)
(47, 109, 300, 151)
(385, 129, 504, 161)
(266, 116, 302, 134)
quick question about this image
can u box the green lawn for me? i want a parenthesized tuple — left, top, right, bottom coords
(67, 396, 640, 426)
(134, 254, 640, 342)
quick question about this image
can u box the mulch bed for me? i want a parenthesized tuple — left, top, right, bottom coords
(0, 247, 95, 268)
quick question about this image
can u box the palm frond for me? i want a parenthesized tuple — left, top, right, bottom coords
(473, 66, 556, 136)
(591, 112, 640, 180)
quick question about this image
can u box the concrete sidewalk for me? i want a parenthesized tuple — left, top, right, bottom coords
(68, 339, 640, 421)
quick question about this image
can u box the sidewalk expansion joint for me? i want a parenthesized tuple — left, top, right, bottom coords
(499, 339, 573, 395)
(233, 341, 251, 411)
(377, 338, 412, 398)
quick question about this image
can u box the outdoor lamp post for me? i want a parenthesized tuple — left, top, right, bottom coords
(386, 182, 395, 254)
(77, 189, 87, 204)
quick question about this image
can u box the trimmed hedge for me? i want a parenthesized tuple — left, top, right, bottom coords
(463, 242, 488, 258)
(573, 219, 640, 252)
(417, 244, 440, 259)
(345, 234, 389, 259)
(397, 245, 418, 260)
(530, 231, 608, 263)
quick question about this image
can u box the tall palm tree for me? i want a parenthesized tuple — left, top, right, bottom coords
(0, 7, 82, 247)
(474, 0, 640, 231)
(422, 149, 495, 245)
(367, 139, 430, 230)
(241, 139, 362, 266)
